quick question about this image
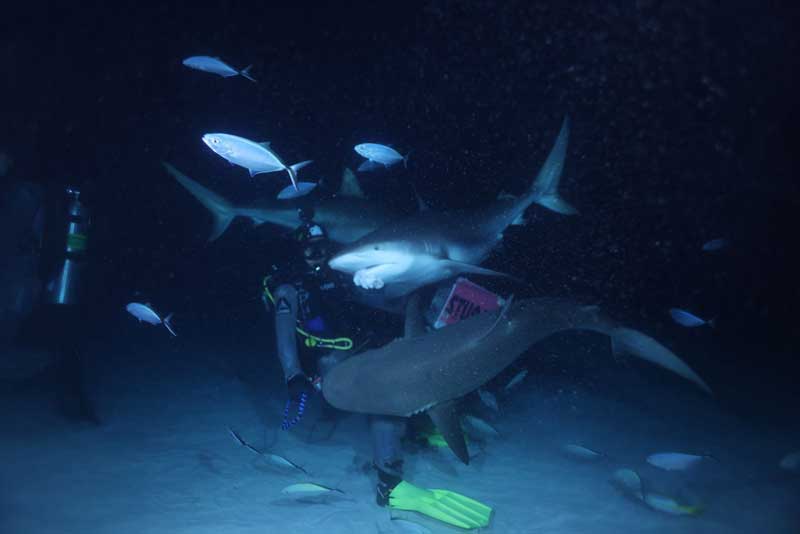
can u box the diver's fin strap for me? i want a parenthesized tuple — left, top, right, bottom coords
(262, 275, 353, 351)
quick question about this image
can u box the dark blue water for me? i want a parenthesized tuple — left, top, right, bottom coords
(2, 2, 798, 532)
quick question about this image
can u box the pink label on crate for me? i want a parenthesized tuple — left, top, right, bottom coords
(433, 277, 502, 329)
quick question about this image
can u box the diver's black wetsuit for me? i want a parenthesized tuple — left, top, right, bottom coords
(268, 260, 408, 503)
(268, 262, 367, 379)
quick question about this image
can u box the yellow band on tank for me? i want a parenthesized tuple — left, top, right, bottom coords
(67, 233, 88, 251)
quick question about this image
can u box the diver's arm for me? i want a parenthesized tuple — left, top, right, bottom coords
(273, 283, 303, 382)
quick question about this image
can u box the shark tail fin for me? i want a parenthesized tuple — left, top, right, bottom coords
(163, 312, 177, 337)
(240, 64, 257, 83)
(528, 116, 578, 216)
(611, 327, 712, 395)
(164, 162, 236, 241)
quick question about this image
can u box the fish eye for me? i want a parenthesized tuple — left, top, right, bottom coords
(374, 245, 380, 250)
(212, 138, 220, 144)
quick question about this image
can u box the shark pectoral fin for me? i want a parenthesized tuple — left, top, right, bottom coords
(427, 400, 470, 465)
(611, 327, 712, 395)
(354, 264, 407, 290)
(441, 260, 511, 279)
(535, 195, 578, 215)
(163, 162, 236, 242)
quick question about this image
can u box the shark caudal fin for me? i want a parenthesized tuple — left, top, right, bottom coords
(528, 116, 577, 216)
(164, 162, 236, 242)
(611, 327, 712, 395)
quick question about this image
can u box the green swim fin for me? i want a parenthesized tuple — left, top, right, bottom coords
(389, 480, 492, 530)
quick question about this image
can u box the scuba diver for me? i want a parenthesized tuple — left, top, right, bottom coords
(263, 207, 492, 530)
(0, 166, 97, 422)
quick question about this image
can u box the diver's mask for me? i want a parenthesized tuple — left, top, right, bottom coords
(303, 238, 329, 268)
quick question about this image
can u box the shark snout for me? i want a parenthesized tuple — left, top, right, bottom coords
(328, 252, 367, 273)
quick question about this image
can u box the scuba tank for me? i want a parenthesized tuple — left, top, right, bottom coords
(46, 187, 90, 305)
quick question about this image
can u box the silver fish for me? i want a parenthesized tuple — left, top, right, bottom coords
(646, 452, 710, 471)
(462, 415, 500, 438)
(126, 302, 176, 336)
(611, 468, 644, 501)
(201, 133, 312, 190)
(669, 308, 714, 328)
(562, 443, 604, 460)
(182, 56, 256, 82)
(643, 493, 702, 516)
(354, 143, 408, 169)
(503, 369, 528, 391)
(701, 238, 728, 252)
(477, 389, 499, 412)
(280, 482, 343, 499)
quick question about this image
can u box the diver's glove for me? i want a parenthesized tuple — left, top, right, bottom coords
(282, 374, 314, 430)
(389, 480, 493, 530)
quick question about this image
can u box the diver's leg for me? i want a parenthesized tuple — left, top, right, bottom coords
(273, 284, 302, 381)
(370, 414, 407, 506)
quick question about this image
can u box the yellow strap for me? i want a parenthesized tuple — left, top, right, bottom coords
(262, 276, 352, 351)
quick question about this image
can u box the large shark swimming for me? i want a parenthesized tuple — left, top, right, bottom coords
(323, 295, 711, 464)
(328, 117, 577, 298)
(165, 162, 399, 244)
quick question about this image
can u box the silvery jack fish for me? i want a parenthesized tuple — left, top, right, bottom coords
(354, 143, 408, 171)
(202, 134, 312, 191)
(126, 302, 176, 336)
(182, 56, 256, 82)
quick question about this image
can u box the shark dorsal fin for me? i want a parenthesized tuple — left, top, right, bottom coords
(427, 399, 469, 465)
(403, 293, 426, 339)
(339, 167, 365, 198)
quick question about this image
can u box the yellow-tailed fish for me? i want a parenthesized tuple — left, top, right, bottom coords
(644, 493, 703, 516)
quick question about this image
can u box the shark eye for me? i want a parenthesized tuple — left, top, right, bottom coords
(212, 138, 220, 144)
(374, 245, 380, 250)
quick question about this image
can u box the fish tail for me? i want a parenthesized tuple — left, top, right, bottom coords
(240, 64, 257, 83)
(163, 312, 177, 337)
(288, 160, 313, 191)
(403, 150, 411, 168)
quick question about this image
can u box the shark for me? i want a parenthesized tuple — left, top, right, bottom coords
(165, 163, 398, 244)
(322, 295, 712, 464)
(328, 117, 577, 298)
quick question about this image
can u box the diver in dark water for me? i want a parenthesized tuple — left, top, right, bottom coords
(264, 207, 491, 529)
(0, 174, 97, 423)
